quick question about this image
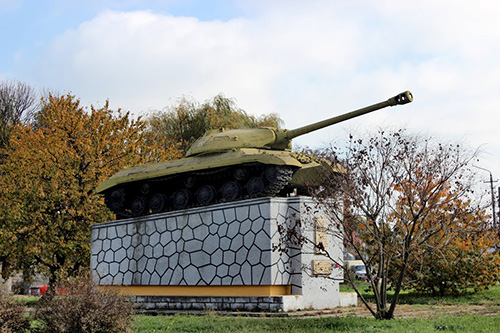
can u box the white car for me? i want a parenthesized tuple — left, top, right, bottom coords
(351, 264, 367, 280)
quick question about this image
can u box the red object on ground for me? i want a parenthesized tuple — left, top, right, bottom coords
(28, 285, 48, 296)
(29, 284, 69, 296)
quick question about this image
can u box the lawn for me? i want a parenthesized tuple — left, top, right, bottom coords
(341, 281, 500, 306)
(131, 285, 500, 332)
(132, 314, 500, 332)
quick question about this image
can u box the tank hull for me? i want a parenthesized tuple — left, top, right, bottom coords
(97, 148, 309, 193)
(97, 149, 341, 219)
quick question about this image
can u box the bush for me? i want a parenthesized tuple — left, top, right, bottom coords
(0, 293, 31, 333)
(35, 275, 134, 333)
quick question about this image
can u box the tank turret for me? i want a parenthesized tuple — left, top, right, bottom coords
(186, 91, 412, 155)
(97, 91, 413, 219)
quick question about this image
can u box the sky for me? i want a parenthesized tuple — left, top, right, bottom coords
(1, 0, 500, 206)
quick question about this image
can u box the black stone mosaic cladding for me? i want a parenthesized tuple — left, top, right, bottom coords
(132, 295, 285, 313)
(91, 197, 306, 291)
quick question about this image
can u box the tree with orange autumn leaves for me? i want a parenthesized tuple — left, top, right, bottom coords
(0, 94, 182, 286)
(391, 181, 500, 295)
(308, 129, 494, 319)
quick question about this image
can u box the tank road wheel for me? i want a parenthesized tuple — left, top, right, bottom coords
(130, 196, 147, 217)
(233, 167, 248, 181)
(196, 185, 217, 206)
(149, 193, 168, 214)
(246, 177, 265, 197)
(220, 181, 242, 202)
(108, 188, 126, 210)
(264, 165, 278, 183)
(184, 176, 196, 189)
(139, 183, 150, 195)
(172, 189, 191, 210)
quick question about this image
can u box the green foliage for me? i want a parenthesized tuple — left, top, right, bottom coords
(0, 292, 31, 332)
(34, 274, 134, 333)
(148, 94, 283, 154)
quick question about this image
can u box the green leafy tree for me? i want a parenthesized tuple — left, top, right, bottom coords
(148, 94, 283, 154)
(0, 94, 181, 287)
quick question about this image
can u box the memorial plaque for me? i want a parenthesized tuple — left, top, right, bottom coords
(312, 260, 332, 276)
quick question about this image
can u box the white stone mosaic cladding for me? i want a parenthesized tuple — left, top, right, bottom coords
(91, 197, 306, 289)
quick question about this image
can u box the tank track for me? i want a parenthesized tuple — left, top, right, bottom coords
(105, 164, 295, 219)
(263, 166, 294, 196)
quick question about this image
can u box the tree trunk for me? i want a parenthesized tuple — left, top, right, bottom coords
(40, 266, 58, 302)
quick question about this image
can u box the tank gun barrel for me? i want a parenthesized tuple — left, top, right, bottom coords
(284, 91, 413, 140)
(184, 90, 413, 155)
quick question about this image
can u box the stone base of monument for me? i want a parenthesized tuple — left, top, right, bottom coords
(91, 196, 356, 312)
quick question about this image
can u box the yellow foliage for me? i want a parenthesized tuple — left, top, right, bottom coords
(391, 177, 500, 295)
(0, 94, 181, 281)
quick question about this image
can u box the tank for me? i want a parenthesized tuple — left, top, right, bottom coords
(97, 91, 413, 219)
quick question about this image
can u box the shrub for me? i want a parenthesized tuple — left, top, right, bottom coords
(35, 275, 134, 333)
(0, 293, 31, 333)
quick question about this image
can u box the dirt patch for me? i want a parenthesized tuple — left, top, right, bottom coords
(154, 303, 500, 319)
(280, 303, 500, 319)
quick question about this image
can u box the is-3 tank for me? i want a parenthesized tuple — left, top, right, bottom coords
(97, 91, 413, 219)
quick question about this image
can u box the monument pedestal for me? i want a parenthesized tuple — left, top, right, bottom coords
(90, 196, 355, 311)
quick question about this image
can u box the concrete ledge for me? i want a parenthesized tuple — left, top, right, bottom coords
(132, 293, 357, 313)
(339, 292, 357, 307)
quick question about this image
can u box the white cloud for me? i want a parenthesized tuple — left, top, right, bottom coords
(30, 5, 368, 114)
(31, 10, 279, 114)
(17, 0, 500, 186)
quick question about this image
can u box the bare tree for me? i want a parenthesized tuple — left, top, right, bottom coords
(284, 129, 478, 319)
(0, 80, 38, 148)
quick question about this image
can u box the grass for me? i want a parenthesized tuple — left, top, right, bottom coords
(13, 296, 40, 307)
(131, 285, 500, 332)
(131, 314, 500, 332)
(340, 282, 500, 306)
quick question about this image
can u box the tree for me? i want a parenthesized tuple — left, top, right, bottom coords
(302, 129, 478, 319)
(0, 80, 37, 149)
(397, 192, 500, 295)
(148, 94, 283, 154)
(0, 94, 181, 287)
(0, 80, 39, 281)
